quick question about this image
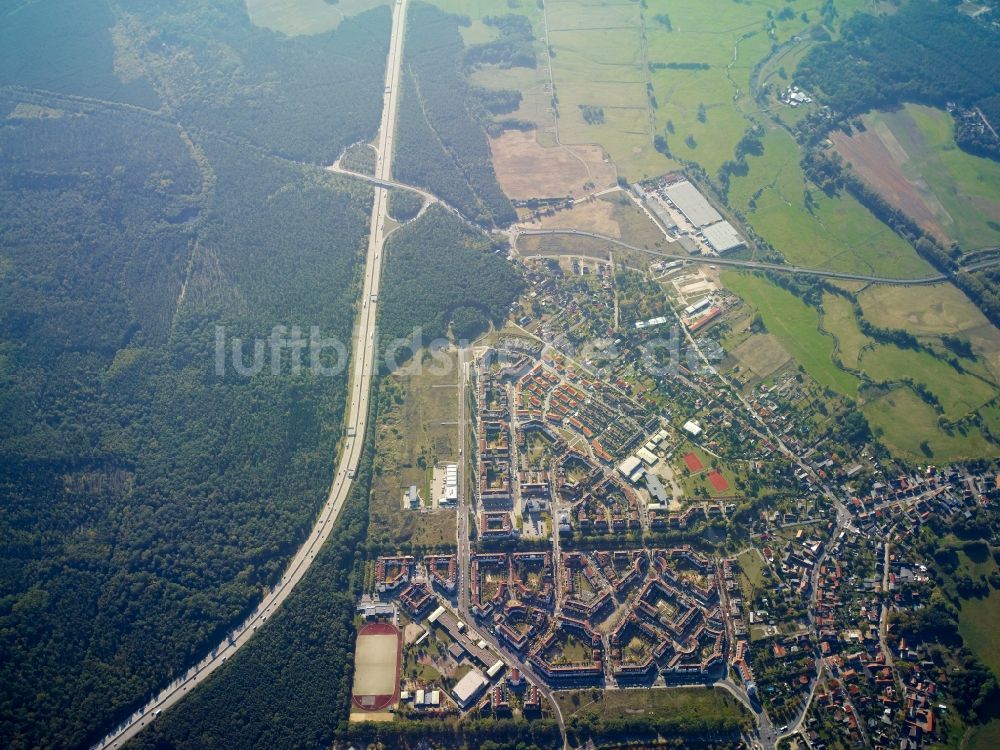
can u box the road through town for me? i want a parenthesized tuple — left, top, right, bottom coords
(89, 1, 409, 747)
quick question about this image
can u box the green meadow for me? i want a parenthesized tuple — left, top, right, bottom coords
(723, 272, 860, 397)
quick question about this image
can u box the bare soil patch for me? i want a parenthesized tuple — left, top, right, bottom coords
(489, 129, 617, 200)
(519, 198, 621, 237)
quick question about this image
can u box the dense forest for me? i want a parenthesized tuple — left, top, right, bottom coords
(464, 14, 536, 70)
(796, 1, 1000, 158)
(0, 1, 389, 746)
(0, 106, 372, 749)
(393, 2, 517, 226)
(128, 410, 379, 750)
(378, 206, 523, 352)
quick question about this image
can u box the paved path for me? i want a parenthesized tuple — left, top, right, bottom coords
(89, 1, 410, 746)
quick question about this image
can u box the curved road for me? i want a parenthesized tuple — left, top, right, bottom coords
(89, 1, 410, 747)
(514, 228, 1000, 285)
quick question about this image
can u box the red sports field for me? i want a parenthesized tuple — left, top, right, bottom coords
(707, 470, 729, 492)
(683, 452, 704, 472)
(350, 622, 401, 712)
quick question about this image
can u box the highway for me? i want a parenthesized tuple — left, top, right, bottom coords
(88, 1, 409, 747)
(514, 227, 1000, 285)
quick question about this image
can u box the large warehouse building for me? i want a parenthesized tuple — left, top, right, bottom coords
(701, 220, 745, 253)
(664, 180, 722, 227)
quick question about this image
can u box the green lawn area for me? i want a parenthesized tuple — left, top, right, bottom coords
(556, 685, 750, 729)
(560, 633, 592, 664)
(737, 547, 767, 591)
(723, 272, 859, 397)
(245, 0, 387, 35)
(966, 718, 1000, 750)
(959, 588, 1000, 679)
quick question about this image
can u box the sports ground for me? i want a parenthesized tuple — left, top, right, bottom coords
(350, 622, 401, 713)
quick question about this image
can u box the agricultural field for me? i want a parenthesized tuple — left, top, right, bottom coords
(245, 0, 388, 36)
(832, 103, 1000, 252)
(490, 129, 617, 200)
(367, 348, 462, 549)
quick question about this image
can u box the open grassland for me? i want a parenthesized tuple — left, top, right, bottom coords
(821, 293, 868, 370)
(958, 589, 1000, 679)
(966, 720, 1000, 750)
(543, 0, 668, 178)
(602, 191, 670, 248)
(731, 333, 792, 381)
(859, 344, 995, 419)
(859, 283, 1000, 381)
(728, 124, 933, 277)
(367, 349, 460, 549)
(737, 547, 767, 591)
(644, 0, 819, 176)
(556, 685, 749, 728)
(725, 273, 999, 460)
(863, 388, 997, 462)
(245, 0, 387, 35)
(645, 2, 768, 175)
(471, 65, 554, 135)
(835, 104, 1000, 252)
(522, 197, 621, 237)
(723, 272, 859, 397)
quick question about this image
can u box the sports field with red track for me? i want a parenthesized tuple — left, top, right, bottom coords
(707, 470, 729, 492)
(351, 622, 401, 712)
(683, 452, 704, 472)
